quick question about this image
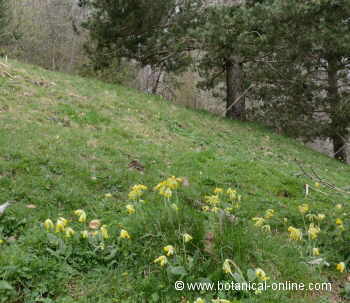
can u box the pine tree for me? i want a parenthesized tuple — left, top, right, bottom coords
(252, 0, 350, 162)
(0, 0, 9, 45)
(81, 0, 203, 73)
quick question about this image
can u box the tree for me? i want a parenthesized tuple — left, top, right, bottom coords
(194, 3, 264, 120)
(81, 0, 203, 79)
(0, 0, 9, 45)
(251, 0, 350, 162)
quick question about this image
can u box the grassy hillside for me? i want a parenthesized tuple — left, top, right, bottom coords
(0, 59, 349, 303)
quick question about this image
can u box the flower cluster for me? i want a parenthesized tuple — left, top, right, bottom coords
(202, 187, 241, 214)
(154, 176, 183, 198)
(128, 184, 148, 200)
(252, 202, 348, 274)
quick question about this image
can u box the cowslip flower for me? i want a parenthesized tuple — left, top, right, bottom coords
(159, 187, 172, 198)
(81, 230, 89, 239)
(298, 204, 309, 214)
(312, 248, 320, 256)
(205, 195, 220, 205)
(154, 255, 168, 266)
(126, 204, 135, 215)
(336, 262, 346, 273)
(100, 225, 109, 239)
(183, 233, 193, 243)
(163, 245, 175, 256)
(213, 187, 223, 194)
(265, 209, 275, 219)
(316, 214, 325, 221)
(89, 219, 101, 230)
(255, 268, 269, 281)
(308, 223, 320, 240)
(223, 259, 233, 274)
(211, 207, 220, 213)
(55, 217, 68, 233)
(128, 184, 147, 200)
(65, 227, 75, 238)
(74, 209, 87, 223)
(336, 218, 343, 225)
(202, 206, 210, 212)
(288, 226, 302, 241)
(227, 188, 237, 200)
(119, 229, 131, 239)
(105, 193, 112, 198)
(262, 225, 271, 233)
(44, 219, 54, 231)
(252, 217, 265, 227)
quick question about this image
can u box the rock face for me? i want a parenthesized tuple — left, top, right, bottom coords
(307, 138, 349, 164)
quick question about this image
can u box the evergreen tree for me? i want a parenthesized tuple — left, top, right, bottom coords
(0, 0, 9, 45)
(81, 0, 203, 74)
(252, 0, 350, 162)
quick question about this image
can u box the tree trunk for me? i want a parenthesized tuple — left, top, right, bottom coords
(327, 56, 347, 163)
(332, 134, 347, 163)
(225, 57, 245, 120)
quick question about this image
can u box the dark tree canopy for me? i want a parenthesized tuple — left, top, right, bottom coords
(81, 0, 203, 72)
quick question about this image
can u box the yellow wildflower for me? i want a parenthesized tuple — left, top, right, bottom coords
(154, 177, 182, 198)
(336, 262, 346, 273)
(315, 182, 320, 188)
(81, 230, 89, 239)
(128, 184, 147, 200)
(159, 187, 172, 198)
(255, 268, 269, 281)
(0, 239, 4, 245)
(312, 248, 320, 256)
(55, 218, 68, 233)
(74, 209, 87, 223)
(163, 245, 175, 256)
(336, 204, 342, 209)
(105, 193, 112, 198)
(205, 195, 220, 205)
(283, 218, 288, 223)
(316, 214, 325, 221)
(65, 227, 75, 238)
(89, 219, 101, 230)
(298, 204, 309, 214)
(44, 219, 54, 231)
(212, 300, 231, 303)
(227, 188, 237, 200)
(308, 223, 320, 240)
(262, 225, 271, 233)
(288, 226, 302, 241)
(154, 255, 168, 266)
(306, 214, 317, 221)
(100, 225, 109, 239)
(265, 209, 275, 219)
(119, 229, 131, 239)
(336, 218, 343, 225)
(194, 298, 205, 303)
(211, 207, 220, 213)
(202, 206, 210, 212)
(223, 259, 232, 274)
(252, 217, 265, 227)
(213, 187, 223, 194)
(126, 204, 135, 215)
(183, 233, 193, 243)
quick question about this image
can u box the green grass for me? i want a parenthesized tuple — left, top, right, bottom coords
(0, 59, 349, 302)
